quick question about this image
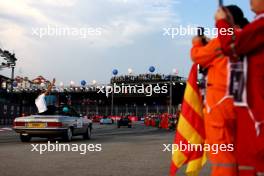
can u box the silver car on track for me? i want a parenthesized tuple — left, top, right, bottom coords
(13, 106, 92, 142)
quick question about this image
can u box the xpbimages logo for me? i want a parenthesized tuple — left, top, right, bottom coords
(31, 25, 102, 39)
(163, 141, 234, 155)
(97, 83, 168, 97)
(31, 141, 102, 155)
(163, 25, 234, 38)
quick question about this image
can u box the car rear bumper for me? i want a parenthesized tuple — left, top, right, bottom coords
(13, 128, 68, 137)
(100, 122, 112, 124)
(118, 122, 132, 126)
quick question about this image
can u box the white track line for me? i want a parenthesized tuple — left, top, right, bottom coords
(1, 128, 12, 130)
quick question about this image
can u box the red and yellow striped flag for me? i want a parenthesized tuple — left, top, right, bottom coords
(170, 64, 206, 176)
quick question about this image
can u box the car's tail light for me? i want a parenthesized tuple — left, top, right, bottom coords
(14, 121, 26, 127)
(47, 122, 63, 127)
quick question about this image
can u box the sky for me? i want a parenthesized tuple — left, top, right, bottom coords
(0, 0, 254, 86)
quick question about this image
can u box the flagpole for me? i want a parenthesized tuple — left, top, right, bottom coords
(219, 0, 223, 6)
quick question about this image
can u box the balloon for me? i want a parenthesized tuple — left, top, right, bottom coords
(81, 80, 86, 86)
(59, 82, 64, 87)
(128, 68, 133, 74)
(112, 69, 118, 76)
(149, 66, 155, 73)
(172, 68, 179, 75)
(12, 81, 18, 87)
(70, 81, 75, 86)
(92, 80, 97, 85)
(63, 107, 69, 113)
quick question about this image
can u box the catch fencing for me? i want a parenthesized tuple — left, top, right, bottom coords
(0, 103, 177, 125)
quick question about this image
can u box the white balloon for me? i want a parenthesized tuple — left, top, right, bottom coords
(172, 68, 179, 75)
(92, 80, 97, 85)
(128, 68, 133, 74)
(70, 81, 75, 86)
(1, 82, 6, 88)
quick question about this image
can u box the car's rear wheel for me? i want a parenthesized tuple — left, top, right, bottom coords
(63, 128, 73, 142)
(20, 134, 31, 142)
(83, 126, 91, 140)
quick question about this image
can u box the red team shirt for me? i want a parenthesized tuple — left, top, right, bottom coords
(216, 13, 264, 172)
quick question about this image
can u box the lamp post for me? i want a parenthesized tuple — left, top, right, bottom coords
(170, 68, 178, 114)
(125, 104, 128, 114)
(111, 69, 118, 115)
(144, 103, 148, 115)
(134, 103, 137, 117)
(11, 66, 15, 91)
(91, 79, 98, 114)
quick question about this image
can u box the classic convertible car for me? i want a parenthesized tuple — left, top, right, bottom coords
(13, 106, 92, 142)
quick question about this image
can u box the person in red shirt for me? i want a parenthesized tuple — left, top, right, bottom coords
(161, 113, 169, 130)
(215, 1, 264, 175)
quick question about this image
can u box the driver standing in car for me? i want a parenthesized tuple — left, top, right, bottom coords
(35, 78, 56, 114)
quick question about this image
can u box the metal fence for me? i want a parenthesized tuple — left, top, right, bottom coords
(0, 103, 178, 125)
(74, 105, 178, 117)
(0, 103, 37, 125)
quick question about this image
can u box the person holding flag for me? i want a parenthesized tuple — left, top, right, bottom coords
(188, 5, 248, 176)
(215, 0, 264, 175)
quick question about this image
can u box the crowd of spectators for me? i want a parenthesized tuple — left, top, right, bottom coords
(111, 74, 184, 84)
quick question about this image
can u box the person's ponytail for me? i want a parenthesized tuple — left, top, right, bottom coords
(240, 17, 249, 29)
(225, 5, 249, 29)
